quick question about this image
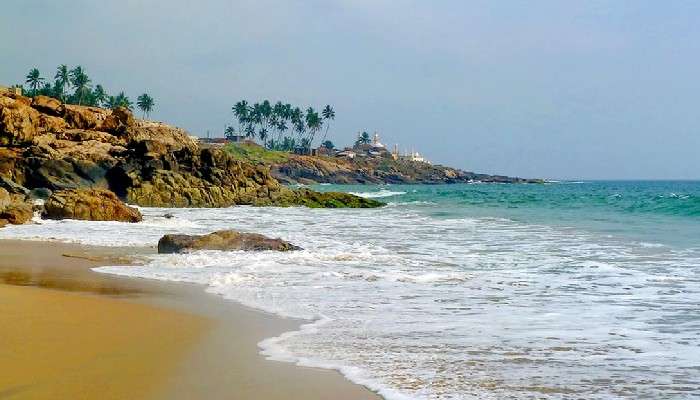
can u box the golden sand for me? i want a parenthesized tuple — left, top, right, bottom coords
(0, 240, 381, 400)
(0, 284, 207, 400)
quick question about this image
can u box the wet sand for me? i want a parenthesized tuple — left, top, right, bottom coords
(0, 240, 382, 400)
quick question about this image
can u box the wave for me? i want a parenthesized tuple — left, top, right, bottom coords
(349, 189, 407, 198)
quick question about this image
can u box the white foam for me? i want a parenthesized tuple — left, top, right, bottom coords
(349, 189, 407, 198)
(3, 202, 700, 399)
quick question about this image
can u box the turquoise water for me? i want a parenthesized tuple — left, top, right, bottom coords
(322, 181, 700, 248)
(3, 180, 699, 399)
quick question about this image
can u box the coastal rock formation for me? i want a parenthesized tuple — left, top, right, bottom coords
(43, 188, 142, 222)
(157, 230, 301, 253)
(263, 150, 541, 185)
(247, 187, 384, 208)
(0, 187, 33, 227)
(0, 91, 381, 210)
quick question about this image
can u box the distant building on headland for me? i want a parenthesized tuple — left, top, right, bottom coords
(400, 150, 430, 164)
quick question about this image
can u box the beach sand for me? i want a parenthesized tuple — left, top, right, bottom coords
(0, 239, 381, 400)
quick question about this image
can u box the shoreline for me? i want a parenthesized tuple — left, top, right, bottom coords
(0, 239, 382, 400)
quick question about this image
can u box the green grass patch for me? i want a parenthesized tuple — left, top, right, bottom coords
(223, 143, 291, 164)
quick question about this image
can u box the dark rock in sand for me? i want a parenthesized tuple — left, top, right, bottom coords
(43, 188, 142, 222)
(157, 230, 301, 253)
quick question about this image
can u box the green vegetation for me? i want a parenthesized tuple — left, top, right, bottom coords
(355, 131, 371, 146)
(230, 99, 335, 153)
(223, 142, 291, 165)
(137, 93, 155, 118)
(17, 65, 155, 114)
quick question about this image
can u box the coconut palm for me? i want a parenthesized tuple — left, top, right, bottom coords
(107, 92, 132, 110)
(305, 107, 322, 152)
(25, 68, 44, 95)
(136, 93, 155, 118)
(69, 66, 91, 105)
(224, 126, 236, 139)
(93, 84, 107, 107)
(321, 105, 335, 143)
(233, 100, 250, 132)
(356, 131, 371, 146)
(54, 64, 70, 100)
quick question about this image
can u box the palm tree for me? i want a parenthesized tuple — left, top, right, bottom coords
(69, 66, 91, 105)
(356, 131, 371, 146)
(108, 92, 132, 110)
(54, 64, 70, 100)
(25, 68, 44, 95)
(232, 100, 249, 132)
(93, 84, 107, 107)
(321, 105, 335, 143)
(136, 93, 155, 118)
(305, 107, 322, 152)
(225, 126, 236, 139)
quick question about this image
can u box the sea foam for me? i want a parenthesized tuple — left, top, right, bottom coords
(2, 186, 700, 400)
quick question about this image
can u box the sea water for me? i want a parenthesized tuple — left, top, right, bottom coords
(1, 181, 699, 399)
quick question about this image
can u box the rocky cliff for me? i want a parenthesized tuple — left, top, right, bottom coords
(0, 91, 382, 227)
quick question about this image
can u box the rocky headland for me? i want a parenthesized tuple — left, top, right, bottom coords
(0, 90, 382, 227)
(226, 143, 541, 185)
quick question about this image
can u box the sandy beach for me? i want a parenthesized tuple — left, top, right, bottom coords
(0, 239, 381, 400)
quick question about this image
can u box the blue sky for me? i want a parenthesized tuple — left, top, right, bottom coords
(2, 0, 699, 179)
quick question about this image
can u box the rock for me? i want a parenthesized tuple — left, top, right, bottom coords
(248, 187, 385, 208)
(31, 95, 62, 115)
(0, 95, 40, 146)
(38, 114, 68, 134)
(60, 104, 109, 130)
(157, 230, 301, 254)
(101, 106, 134, 134)
(0, 175, 30, 195)
(42, 188, 142, 222)
(0, 188, 33, 227)
(30, 187, 52, 200)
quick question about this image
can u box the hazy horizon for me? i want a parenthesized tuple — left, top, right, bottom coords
(2, 1, 698, 180)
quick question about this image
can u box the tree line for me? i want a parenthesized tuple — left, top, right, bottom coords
(21, 65, 155, 118)
(230, 100, 335, 152)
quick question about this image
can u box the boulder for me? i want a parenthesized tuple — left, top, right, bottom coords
(42, 188, 142, 222)
(157, 230, 301, 253)
(101, 106, 135, 134)
(0, 95, 40, 146)
(0, 188, 33, 227)
(31, 95, 62, 115)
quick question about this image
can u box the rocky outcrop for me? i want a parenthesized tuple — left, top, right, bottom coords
(245, 187, 384, 208)
(0, 187, 33, 227)
(0, 91, 381, 210)
(269, 152, 542, 185)
(158, 230, 301, 253)
(43, 188, 142, 222)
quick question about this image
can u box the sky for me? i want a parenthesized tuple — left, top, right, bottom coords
(2, 0, 699, 180)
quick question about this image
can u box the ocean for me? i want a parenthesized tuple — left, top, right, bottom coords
(1, 181, 699, 399)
